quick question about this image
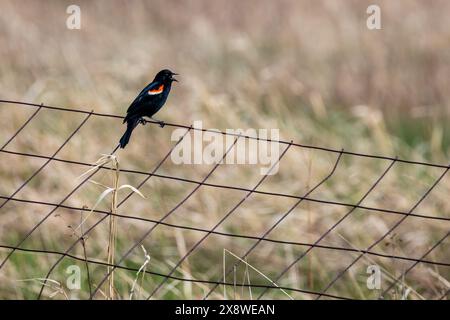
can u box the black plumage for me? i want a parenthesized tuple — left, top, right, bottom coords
(119, 69, 178, 148)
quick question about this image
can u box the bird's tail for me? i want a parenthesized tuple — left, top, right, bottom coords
(119, 117, 139, 148)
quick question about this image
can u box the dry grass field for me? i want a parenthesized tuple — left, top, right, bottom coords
(0, 0, 449, 299)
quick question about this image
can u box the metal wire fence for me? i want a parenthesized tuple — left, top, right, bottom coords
(0, 99, 448, 300)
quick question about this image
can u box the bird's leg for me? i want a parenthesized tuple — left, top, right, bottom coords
(150, 117, 165, 128)
(138, 117, 147, 125)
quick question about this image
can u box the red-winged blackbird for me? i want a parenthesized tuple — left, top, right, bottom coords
(119, 69, 178, 148)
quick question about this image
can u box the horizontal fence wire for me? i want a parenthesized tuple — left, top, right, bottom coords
(0, 99, 448, 300)
(0, 195, 448, 268)
(0, 244, 348, 300)
(1, 149, 448, 222)
(1, 99, 449, 169)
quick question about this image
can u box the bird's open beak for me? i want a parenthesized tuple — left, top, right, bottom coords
(171, 73, 179, 82)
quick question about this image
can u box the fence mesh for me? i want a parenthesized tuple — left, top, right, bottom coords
(0, 99, 448, 300)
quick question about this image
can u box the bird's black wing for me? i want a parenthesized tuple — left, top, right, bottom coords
(124, 81, 163, 119)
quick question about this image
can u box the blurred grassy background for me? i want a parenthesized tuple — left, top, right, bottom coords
(0, 0, 449, 299)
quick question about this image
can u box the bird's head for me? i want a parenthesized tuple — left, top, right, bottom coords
(154, 69, 178, 84)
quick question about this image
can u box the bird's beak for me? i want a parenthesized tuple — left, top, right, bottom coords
(171, 73, 179, 82)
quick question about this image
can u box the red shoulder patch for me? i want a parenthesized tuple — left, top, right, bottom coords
(148, 84, 164, 95)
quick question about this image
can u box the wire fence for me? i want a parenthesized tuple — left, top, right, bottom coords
(0, 99, 449, 300)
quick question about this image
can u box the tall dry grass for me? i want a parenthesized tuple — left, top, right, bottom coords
(0, 0, 449, 299)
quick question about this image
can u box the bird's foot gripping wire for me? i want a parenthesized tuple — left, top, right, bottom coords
(149, 117, 165, 128)
(138, 118, 147, 126)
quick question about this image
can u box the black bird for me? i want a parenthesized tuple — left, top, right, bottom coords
(119, 69, 178, 148)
